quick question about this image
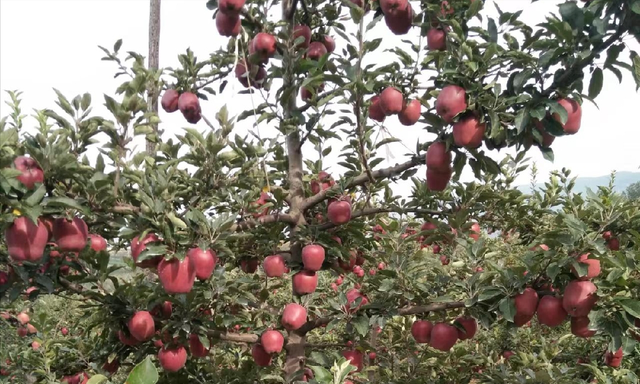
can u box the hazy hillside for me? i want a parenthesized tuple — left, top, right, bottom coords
(517, 171, 640, 195)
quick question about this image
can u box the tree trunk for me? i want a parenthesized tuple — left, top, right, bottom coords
(147, 0, 161, 154)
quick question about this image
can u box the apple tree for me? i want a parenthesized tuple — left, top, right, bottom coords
(1, 0, 640, 383)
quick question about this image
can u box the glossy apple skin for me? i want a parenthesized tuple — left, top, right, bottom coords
(157, 256, 197, 294)
(281, 303, 307, 330)
(53, 217, 88, 252)
(327, 200, 352, 225)
(429, 323, 458, 351)
(13, 156, 44, 189)
(552, 98, 582, 134)
(128, 311, 155, 341)
(435, 85, 467, 123)
(425, 142, 451, 171)
(88, 234, 107, 252)
(292, 270, 318, 295)
(187, 247, 217, 280)
(161, 89, 180, 113)
(251, 344, 272, 366)
(301, 244, 325, 271)
(5, 216, 49, 262)
(411, 320, 433, 343)
(158, 345, 188, 372)
(131, 233, 162, 268)
(189, 333, 210, 358)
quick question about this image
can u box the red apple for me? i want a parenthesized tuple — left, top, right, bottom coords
(218, 0, 245, 14)
(17, 327, 28, 337)
(436, 85, 467, 123)
(241, 258, 260, 273)
(533, 119, 555, 147)
(0, 272, 9, 285)
(117, 330, 140, 346)
(301, 244, 325, 271)
(293, 25, 312, 48)
(5, 217, 49, 262)
(261, 330, 284, 354)
(384, 4, 413, 35)
(426, 167, 452, 191)
(161, 89, 180, 113)
(514, 287, 538, 326)
(321, 35, 335, 53)
(503, 350, 515, 360)
(263, 254, 286, 277)
(429, 323, 458, 351)
(157, 256, 197, 294)
(307, 42, 328, 60)
(552, 98, 581, 135)
(345, 288, 368, 313)
(216, 11, 241, 37)
(178, 92, 201, 124)
(187, 247, 217, 280)
(293, 270, 318, 295)
(158, 345, 187, 372)
(605, 348, 623, 368)
(398, 99, 421, 125)
(571, 253, 600, 280)
(31, 341, 40, 350)
(379, 87, 404, 115)
(536, 296, 567, 327)
(469, 222, 480, 241)
(88, 234, 107, 252)
(252, 32, 277, 59)
(327, 200, 352, 225)
(454, 317, 477, 340)
(380, 0, 408, 14)
(17, 312, 30, 325)
(342, 350, 363, 372)
(281, 303, 307, 330)
(13, 156, 44, 189)
(427, 28, 446, 51)
(189, 334, 209, 358)
(602, 231, 612, 240)
(563, 280, 597, 317)
(252, 344, 272, 366)
(377, 262, 385, 270)
(452, 116, 485, 148)
(607, 238, 620, 251)
(61, 327, 69, 336)
(102, 358, 120, 374)
(411, 320, 433, 343)
(131, 233, 162, 268)
(128, 311, 155, 341)
(571, 316, 596, 338)
(369, 96, 386, 122)
(53, 217, 88, 252)
(425, 142, 451, 171)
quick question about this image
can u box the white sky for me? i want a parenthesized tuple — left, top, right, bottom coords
(1, 0, 639, 192)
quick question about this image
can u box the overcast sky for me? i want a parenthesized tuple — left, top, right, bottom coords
(1, 0, 639, 192)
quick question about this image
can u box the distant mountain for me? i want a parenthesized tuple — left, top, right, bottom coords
(516, 171, 640, 195)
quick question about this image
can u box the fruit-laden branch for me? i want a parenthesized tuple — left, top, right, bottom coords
(206, 329, 259, 343)
(316, 207, 445, 230)
(302, 155, 425, 210)
(231, 213, 298, 231)
(296, 301, 465, 335)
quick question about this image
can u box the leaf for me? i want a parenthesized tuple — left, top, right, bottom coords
(487, 18, 498, 43)
(126, 356, 158, 384)
(617, 298, 640, 319)
(114, 39, 123, 52)
(25, 184, 46, 206)
(351, 315, 370, 337)
(558, 2, 584, 31)
(631, 52, 640, 91)
(478, 287, 503, 301)
(499, 297, 516, 322)
(44, 197, 87, 214)
(86, 375, 109, 384)
(588, 68, 603, 99)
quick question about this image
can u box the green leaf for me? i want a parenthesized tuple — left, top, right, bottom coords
(351, 315, 370, 337)
(114, 39, 123, 52)
(44, 197, 87, 214)
(487, 18, 498, 43)
(25, 184, 46, 206)
(86, 375, 109, 384)
(499, 297, 516, 322)
(558, 2, 584, 31)
(631, 52, 640, 91)
(588, 68, 603, 99)
(478, 287, 503, 301)
(126, 356, 158, 384)
(617, 298, 640, 318)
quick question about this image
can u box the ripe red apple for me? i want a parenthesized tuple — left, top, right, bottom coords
(321, 35, 335, 53)
(468, 222, 481, 241)
(61, 327, 69, 336)
(293, 25, 312, 48)
(17, 327, 28, 337)
(607, 237, 620, 251)
(502, 350, 515, 360)
(61, 373, 89, 384)
(261, 330, 284, 354)
(436, 85, 467, 123)
(178, 92, 201, 124)
(235, 60, 267, 89)
(150, 300, 172, 319)
(301, 244, 325, 271)
(454, 317, 477, 340)
(426, 167, 452, 191)
(102, 358, 120, 374)
(161, 89, 180, 113)
(158, 345, 187, 372)
(536, 296, 567, 327)
(53, 217, 88, 252)
(377, 262, 385, 270)
(432, 244, 441, 254)
(425, 142, 451, 171)
(189, 334, 209, 358)
(252, 344, 272, 366)
(533, 119, 555, 147)
(307, 42, 328, 60)
(380, 0, 408, 14)
(88, 234, 107, 252)
(252, 32, 277, 59)
(157, 256, 197, 294)
(345, 288, 368, 313)
(369, 96, 386, 122)
(342, 350, 363, 372)
(218, 0, 245, 14)
(0, 272, 8, 285)
(514, 287, 538, 326)
(427, 28, 446, 51)
(429, 323, 458, 351)
(281, 303, 307, 330)
(241, 258, 260, 273)
(216, 11, 240, 37)
(571, 316, 596, 338)
(117, 330, 140, 346)
(552, 98, 582, 134)
(571, 253, 600, 280)
(263, 254, 286, 277)
(13, 156, 44, 189)
(293, 270, 318, 295)
(605, 348, 623, 368)
(17, 312, 30, 325)
(379, 87, 404, 115)
(398, 99, 421, 125)
(602, 231, 612, 240)
(563, 280, 597, 317)
(327, 200, 352, 225)
(31, 341, 41, 350)
(128, 311, 155, 341)
(187, 247, 217, 280)
(411, 320, 433, 343)
(5, 217, 49, 262)
(384, 4, 413, 35)
(452, 116, 485, 148)
(131, 233, 162, 268)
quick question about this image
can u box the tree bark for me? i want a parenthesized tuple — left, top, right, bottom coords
(147, 0, 161, 154)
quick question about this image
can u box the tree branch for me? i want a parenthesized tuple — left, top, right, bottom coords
(302, 155, 425, 210)
(231, 213, 298, 231)
(206, 329, 259, 343)
(316, 207, 444, 230)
